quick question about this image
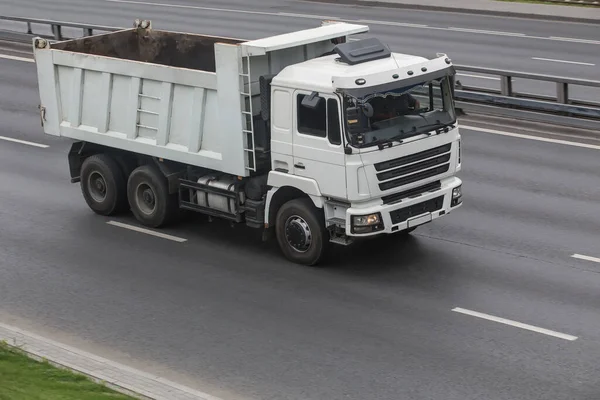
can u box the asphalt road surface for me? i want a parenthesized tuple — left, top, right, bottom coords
(1, 4, 600, 400)
(0, 0, 599, 102)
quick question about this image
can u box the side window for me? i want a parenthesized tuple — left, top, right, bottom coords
(297, 94, 344, 146)
(327, 98, 341, 145)
(297, 94, 326, 138)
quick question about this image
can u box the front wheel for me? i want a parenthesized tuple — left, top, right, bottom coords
(275, 198, 330, 266)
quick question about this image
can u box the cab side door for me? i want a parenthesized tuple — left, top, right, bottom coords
(292, 91, 347, 199)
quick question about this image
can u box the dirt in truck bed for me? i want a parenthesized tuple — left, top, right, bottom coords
(53, 29, 244, 72)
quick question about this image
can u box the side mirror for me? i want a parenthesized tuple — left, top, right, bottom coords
(301, 91, 322, 109)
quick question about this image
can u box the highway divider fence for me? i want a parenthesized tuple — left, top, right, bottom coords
(1, 15, 598, 131)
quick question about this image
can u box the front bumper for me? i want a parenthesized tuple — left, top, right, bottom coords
(345, 177, 462, 236)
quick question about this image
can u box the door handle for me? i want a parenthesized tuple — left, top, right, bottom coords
(294, 163, 305, 170)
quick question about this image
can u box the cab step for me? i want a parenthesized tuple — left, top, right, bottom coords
(327, 217, 346, 227)
(329, 235, 354, 246)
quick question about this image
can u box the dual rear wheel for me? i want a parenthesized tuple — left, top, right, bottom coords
(126, 165, 179, 228)
(80, 154, 177, 228)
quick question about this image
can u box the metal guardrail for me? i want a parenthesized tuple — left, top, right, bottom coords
(453, 65, 600, 127)
(455, 65, 600, 106)
(0, 16, 119, 42)
(0, 16, 598, 130)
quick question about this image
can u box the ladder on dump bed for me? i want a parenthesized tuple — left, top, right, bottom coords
(239, 54, 257, 173)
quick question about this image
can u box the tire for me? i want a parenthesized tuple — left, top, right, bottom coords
(114, 155, 138, 183)
(275, 197, 330, 266)
(80, 154, 128, 216)
(127, 164, 178, 228)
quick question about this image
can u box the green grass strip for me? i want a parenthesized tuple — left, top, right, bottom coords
(0, 341, 137, 400)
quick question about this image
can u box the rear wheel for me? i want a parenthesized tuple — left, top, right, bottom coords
(127, 164, 178, 228)
(275, 198, 330, 266)
(80, 154, 128, 216)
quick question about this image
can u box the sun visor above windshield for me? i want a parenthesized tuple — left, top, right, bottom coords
(332, 55, 455, 98)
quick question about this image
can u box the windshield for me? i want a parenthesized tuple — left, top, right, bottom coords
(343, 76, 456, 148)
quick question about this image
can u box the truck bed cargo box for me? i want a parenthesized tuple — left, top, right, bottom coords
(32, 20, 369, 176)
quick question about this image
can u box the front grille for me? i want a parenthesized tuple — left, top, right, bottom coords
(379, 164, 449, 191)
(374, 143, 451, 172)
(389, 195, 445, 225)
(381, 180, 441, 205)
(375, 143, 452, 192)
(376, 153, 451, 181)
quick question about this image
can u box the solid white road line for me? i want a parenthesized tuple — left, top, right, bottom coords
(549, 36, 600, 45)
(457, 73, 501, 81)
(278, 12, 340, 20)
(448, 27, 525, 37)
(356, 19, 428, 28)
(0, 46, 35, 56)
(106, 220, 187, 242)
(532, 57, 595, 66)
(0, 135, 49, 148)
(0, 54, 34, 63)
(452, 307, 578, 341)
(572, 253, 600, 264)
(104, 0, 339, 20)
(461, 125, 600, 151)
(104, 0, 600, 46)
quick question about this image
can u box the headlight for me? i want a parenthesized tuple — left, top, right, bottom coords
(452, 186, 462, 199)
(352, 213, 381, 226)
(351, 213, 384, 234)
(451, 185, 462, 207)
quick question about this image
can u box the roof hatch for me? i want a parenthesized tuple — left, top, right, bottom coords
(333, 38, 391, 65)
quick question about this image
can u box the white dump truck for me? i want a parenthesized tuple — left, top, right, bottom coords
(32, 19, 463, 265)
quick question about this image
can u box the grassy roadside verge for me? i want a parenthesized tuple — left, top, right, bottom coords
(495, 0, 599, 7)
(0, 341, 137, 400)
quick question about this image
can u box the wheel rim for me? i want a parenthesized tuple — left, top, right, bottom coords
(88, 171, 107, 203)
(284, 215, 312, 253)
(135, 183, 157, 216)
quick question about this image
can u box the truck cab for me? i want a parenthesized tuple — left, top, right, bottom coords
(264, 36, 462, 260)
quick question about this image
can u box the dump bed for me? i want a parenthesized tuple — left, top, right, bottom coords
(32, 21, 369, 176)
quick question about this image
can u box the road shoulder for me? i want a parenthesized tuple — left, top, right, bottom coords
(0, 322, 222, 400)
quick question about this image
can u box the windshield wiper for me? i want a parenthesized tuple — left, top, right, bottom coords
(416, 122, 454, 135)
(375, 122, 455, 150)
(376, 130, 420, 150)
